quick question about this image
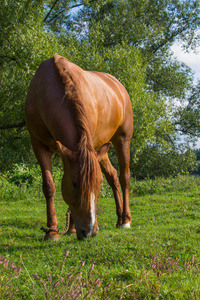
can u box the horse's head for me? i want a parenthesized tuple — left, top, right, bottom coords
(57, 141, 111, 239)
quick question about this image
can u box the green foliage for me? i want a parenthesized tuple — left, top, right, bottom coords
(0, 0, 200, 176)
(174, 82, 200, 138)
(0, 1, 78, 168)
(4, 164, 41, 186)
(51, 0, 200, 166)
(2, 163, 200, 200)
(131, 144, 199, 179)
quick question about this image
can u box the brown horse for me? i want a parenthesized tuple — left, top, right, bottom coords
(25, 54, 133, 240)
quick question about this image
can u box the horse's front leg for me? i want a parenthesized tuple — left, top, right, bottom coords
(30, 135, 60, 241)
(42, 169, 60, 240)
(67, 213, 76, 235)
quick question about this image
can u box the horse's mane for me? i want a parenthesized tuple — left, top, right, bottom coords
(54, 54, 102, 209)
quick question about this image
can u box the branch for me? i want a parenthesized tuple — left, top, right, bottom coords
(43, 0, 61, 22)
(44, 2, 85, 23)
(0, 55, 27, 71)
(44, 0, 96, 23)
(0, 120, 26, 130)
(0, 55, 18, 64)
(151, 26, 189, 54)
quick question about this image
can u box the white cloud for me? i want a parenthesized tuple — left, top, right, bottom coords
(171, 43, 200, 82)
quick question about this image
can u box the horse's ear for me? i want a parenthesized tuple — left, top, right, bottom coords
(96, 142, 111, 161)
(56, 141, 77, 161)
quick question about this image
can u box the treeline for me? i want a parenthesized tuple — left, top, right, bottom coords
(192, 149, 200, 176)
(0, 0, 200, 178)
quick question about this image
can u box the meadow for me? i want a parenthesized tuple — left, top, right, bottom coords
(1, 166, 200, 299)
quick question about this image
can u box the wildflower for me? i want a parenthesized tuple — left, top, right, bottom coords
(64, 250, 69, 258)
(81, 282, 86, 287)
(81, 261, 85, 267)
(14, 267, 22, 278)
(54, 281, 60, 289)
(66, 273, 73, 279)
(85, 292, 92, 298)
(3, 259, 9, 267)
(18, 267, 22, 275)
(32, 274, 39, 280)
(90, 263, 95, 271)
(10, 262, 14, 270)
(191, 254, 195, 264)
(94, 277, 100, 287)
(40, 278, 45, 284)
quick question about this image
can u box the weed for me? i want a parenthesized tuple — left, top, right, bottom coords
(184, 254, 200, 273)
(149, 248, 180, 274)
(0, 256, 22, 299)
(32, 250, 112, 299)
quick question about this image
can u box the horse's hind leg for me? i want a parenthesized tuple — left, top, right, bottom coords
(114, 138, 131, 227)
(30, 135, 60, 241)
(99, 154, 123, 227)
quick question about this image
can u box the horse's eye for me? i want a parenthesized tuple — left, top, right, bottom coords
(72, 182, 78, 189)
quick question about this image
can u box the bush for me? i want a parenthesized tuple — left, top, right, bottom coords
(130, 174, 199, 196)
(130, 145, 199, 179)
(1, 163, 200, 202)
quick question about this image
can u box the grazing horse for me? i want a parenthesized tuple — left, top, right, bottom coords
(25, 54, 133, 240)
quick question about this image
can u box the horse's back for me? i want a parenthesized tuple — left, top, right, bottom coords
(25, 55, 133, 150)
(81, 70, 133, 146)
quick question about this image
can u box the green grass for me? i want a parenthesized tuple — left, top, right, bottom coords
(1, 173, 200, 299)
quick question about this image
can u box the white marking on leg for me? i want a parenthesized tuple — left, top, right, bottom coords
(119, 222, 131, 229)
(90, 192, 95, 232)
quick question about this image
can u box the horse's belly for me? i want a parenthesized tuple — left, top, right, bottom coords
(91, 113, 122, 149)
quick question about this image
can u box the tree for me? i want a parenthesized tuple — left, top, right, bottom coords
(0, 0, 200, 176)
(48, 0, 200, 175)
(52, 0, 199, 163)
(0, 0, 80, 169)
(174, 82, 200, 138)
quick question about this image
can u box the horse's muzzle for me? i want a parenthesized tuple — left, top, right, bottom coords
(77, 228, 98, 240)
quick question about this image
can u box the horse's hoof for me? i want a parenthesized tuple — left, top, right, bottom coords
(66, 229, 76, 236)
(116, 219, 123, 227)
(67, 232, 76, 236)
(44, 233, 60, 241)
(119, 222, 131, 229)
